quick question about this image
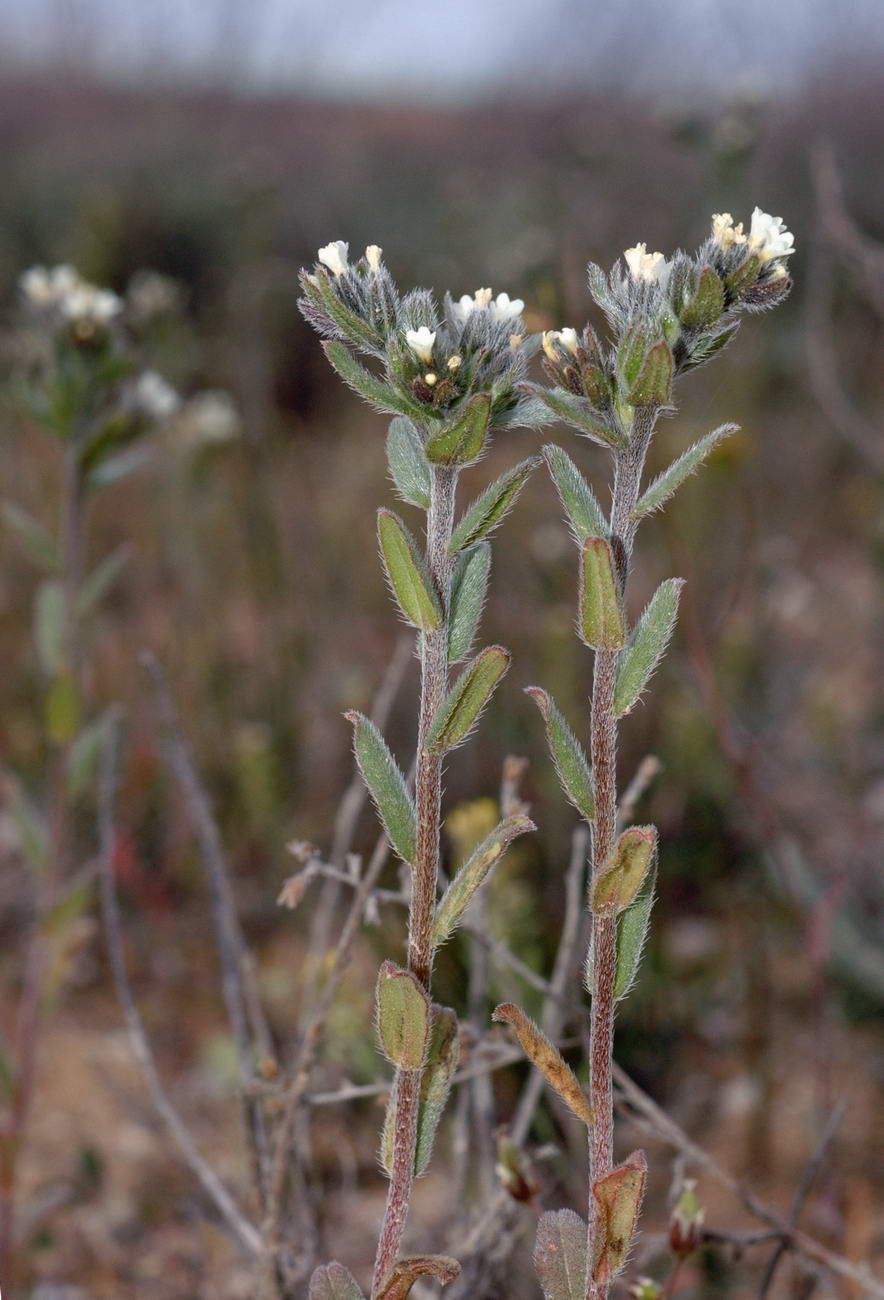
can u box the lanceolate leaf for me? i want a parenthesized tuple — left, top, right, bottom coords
(525, 687, 594, 822)
(542, 444, 609, 540)
(425, 646, 510, 754)
(448, 458, 539, 552)
(1, 500, 61, 572)
(613, 578, 684, 716)
(614, 868, 656, 1000)
(375, 961, 430, 1071)
(310, 269, 385, 354)
(627, 339, 673, 408)
(534, 1209, 587, 1300)
(345, 712, 416, 864)
(433, 814, 535, 946)
(492, 1003, 593, 1127)
(591, 826, 657, 914)
(425, 392, 491, 466)
(377, 509, 442, 632)
(386, 417, 431, 509)
(414, 1005, 460, 1175)
(632, 424, 737, 519)
(35, 580, 66, 677)
(323, 341, 430, 421)
(591, 1151, 648, 1282)
(680, 265, 725, 329)
(76, 544, 130, 616)
(448, 543, 490, 663)
(521, 384, 625, 449)
(579, 537, 626, 651)
(308, 1262, 365, 1300)
(375, 1256, 461, 1299)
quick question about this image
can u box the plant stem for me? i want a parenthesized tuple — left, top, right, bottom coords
(372, 465, 457, 1294)
(586, 412, 655, 1300)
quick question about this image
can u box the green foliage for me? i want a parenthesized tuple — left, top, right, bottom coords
(591, 1151, 647, 1282)
(34, 580, 66, 676)
(425, 646, 510, 753)
(627, 340, 673, 408)
(425, 393, 491, 466)
(308, 1262, 365, 1300)
(525, 687, 594, 822)
(433, 813, 535, 946)
(521, 384, 624, 448)
(448, 457, 539, 552)
(448, 542, 490, 663)
(613, 577, 684, 716)
(534, 1209, 587, 1300)
(346, 712, 416, 864)
(591, 826, 657, 914)
(386, 417, 431, 509)
(414, 1005, 460, 1176)
(680, 266, 725, 329)
(323, 341, 430, 421)
(1, 501, 61, 572)
(377, 509, 442, 632)
(613, 868, 657, 1001)
(632, 425, 737, 518)
(375, 961, 431, 1071)
(76, 545, 131, 616)
(578, 537, 626, 650)
(542, 444, 609, 540)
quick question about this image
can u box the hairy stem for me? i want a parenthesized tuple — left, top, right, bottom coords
(372, 465, 457, 1293)
(586, 411, 654, 1300)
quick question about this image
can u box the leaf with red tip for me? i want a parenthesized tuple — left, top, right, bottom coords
(591, 1150, 648, 1282)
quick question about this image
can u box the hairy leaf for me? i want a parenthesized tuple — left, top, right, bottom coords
(1, 500, 61, 572)
(377, 509, 442, 632)
(534, 1209, 587, 1300)
(525, 687, 594, 822)
(680, 265, 725, 329)
(627, 340, 673, 408)
(614, 868, 656, 1000)
(448, 457, 539, 552)
(414, 1005, 460, 1175)
(521, 384, 625, 448)
(542, 444, 609, 540)
(375, 961, 430, 1071)
(386, 417, 431, 509)
(448, 543, 490, 663)
(425, 392, 491, 465)
(632, 424, 737, 518)
(425, 646, 510, 753)
(324, 341, 430, 421)
(591, 826, 657, 914)
(308, 1262, 365, 1300)
(591, 1151, 648, 1282)
(433, 814, 535, 946)
(614, 578, 684, 716)
(375, 1256, 461, 1299)
(493, 1003, 592, 1126)
(345, 712, 416, 864)
(579, 538, 626, 650)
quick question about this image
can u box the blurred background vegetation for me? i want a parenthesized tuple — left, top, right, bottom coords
(0, 1, 882, 1295)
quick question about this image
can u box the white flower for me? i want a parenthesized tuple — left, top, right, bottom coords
(542, 327, 579, 360)
(450, 287, 492, 326)
(179, 391, 240, 448)
(20, 264, 80, 307)
(365, 244, 383, 272)
(62, 285, 122, 325)
(318, 240, 349, 277)
(405, 326, 436, 364)
(624, 243, 671, 288)
(747, 207, 795, 261)
(446, 354, 462, 371)
(488, 292, 524, 322)
(132, 370, 179, 421)
(710, 213, 747, 249)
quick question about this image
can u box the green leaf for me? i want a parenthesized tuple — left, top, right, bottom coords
(86, 445, 153, 491)
(76, 545, 131, 617)
(375, 961, 431, 1071)
(493, 1003, 593, 1126)
(346, 712, 416, 864)
(633, 424, 737, 519)
(311, 268, 385, 354)
(386, 417, 431, 509)
(614, 868, 656, 1000)
(591, 826, 657, 914)
(534, 1209, 587, 1300)
(414, 1005, 460, 1175)
(375, 1256, 461, 1299)
(324, 341, 430, 421)
(67, 710, 114, 799)
(681, 265, 725, 329)
(627, 340, 673, 408)
(308, 1262, 365, 1300)
(680, 321, 740, 372)
(8, 783, 48, 873)
(34, 580, 66, 677)
(425, 393, 491, 466)
(425, 646, 510, 754)
(448, 543, 490, 663)
(46, 672, 80, 745)
(578, 538, 626, 651)
(525, 687, 594, 822)
(724, 252, 763, 295)
(613, 578, 684, 716)
(520, 384, 625, 448)
(616, 324, 648, 390)
(1, 501, 61, 571)
(448, 458, 539, 553)
(377, 510, 442, 632)
(542, 445, 609, 540)
(591, 1151, 647, 1282)
(433, 814, 535, 947)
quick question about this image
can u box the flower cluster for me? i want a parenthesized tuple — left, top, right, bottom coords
(299, 242, 542, 457)
(21, 264, 122, 343)
(530, 207, 795, 446)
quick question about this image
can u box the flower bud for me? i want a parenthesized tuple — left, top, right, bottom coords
(495, 1130, 539, 1203)
(317, 240, 349, 277)
(669, 1178, 705, 1258)
(628, 1279, 663, 1299)
(405, 326, 436, 364)
(365, 244, 383, 271)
